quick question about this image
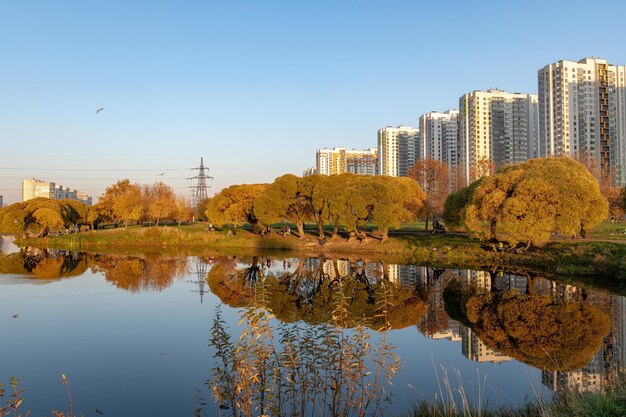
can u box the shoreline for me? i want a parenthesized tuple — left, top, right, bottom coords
(11, 225, 626, 291)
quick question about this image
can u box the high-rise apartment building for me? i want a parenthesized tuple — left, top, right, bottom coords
(377, 125, 420, 177)
(538, 57, 626, 186)
(315, 147, 377, 176)
(22, 178, 92, 205)
(419, 110, 459, 164)
(316, 148, 346, 175)
(459, 89, 539, 184)
(419, 110, 460, 189)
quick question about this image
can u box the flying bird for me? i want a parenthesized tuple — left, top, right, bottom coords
(96, 107, 105, 114)
(157, 172, 166, 176)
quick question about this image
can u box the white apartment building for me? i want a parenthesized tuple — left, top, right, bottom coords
(377, 125, 420, 177)
(538, 57, 626, 186)
(22, 178, 56, 201)
(315, 147, 377, 176)
(459, 89, 539, 184)
(22, 178, 92, 205)
(419, 110, 460, 188)
(419, 109, 459, 164)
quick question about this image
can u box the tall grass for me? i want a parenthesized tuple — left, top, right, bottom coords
(207, 278, 400, 417)
(405, 372, 626, 417)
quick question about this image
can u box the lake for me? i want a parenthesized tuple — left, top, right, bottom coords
(1, 240, 624, 416)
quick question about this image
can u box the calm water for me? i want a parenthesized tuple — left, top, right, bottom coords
(1, 239, 624, 416)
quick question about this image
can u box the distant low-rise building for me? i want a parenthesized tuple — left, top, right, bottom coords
(302, 167, 317, 177)
(0, 195, 3, 207)
(22, 178, 92, 205)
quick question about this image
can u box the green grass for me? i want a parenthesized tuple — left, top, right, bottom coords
(405, 377, 626, 417)
(589, 221, 626, 240)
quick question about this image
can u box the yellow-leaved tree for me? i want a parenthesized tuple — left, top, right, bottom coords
(205, 184, 268, 232)
(464, 158, 608, 249)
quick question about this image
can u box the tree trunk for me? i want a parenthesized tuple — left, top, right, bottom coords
(381, 228, 389, 242)
(490, 221, 497, 240)
(332, 221, 339, 238)
(424, 217, 429, 231)
(296, 222, 305, 239)
(526, 276, 536, 296)
(251, 221, 258, 234)
(317, 221, 325, 238)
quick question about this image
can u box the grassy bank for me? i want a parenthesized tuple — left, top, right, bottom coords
(13, 224, 626, 285)
(406, 378, 626, 417)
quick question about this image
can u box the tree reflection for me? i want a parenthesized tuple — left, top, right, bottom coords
(206, 256, 426, 329)
(444, 281, 612, 371)
(92, 254, 188, 292)
(0, 247, 88, 278)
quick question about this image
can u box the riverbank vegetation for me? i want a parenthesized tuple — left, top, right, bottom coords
(406, 379, 626, 417)
(12, 223, 626, 283)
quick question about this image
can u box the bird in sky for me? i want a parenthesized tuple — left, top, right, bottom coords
(96, 107, 105, 114)
(158, 172, 166, 176)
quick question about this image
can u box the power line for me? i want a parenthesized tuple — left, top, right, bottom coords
(0, 176, 191, 180)
(0, 167, 192, 172)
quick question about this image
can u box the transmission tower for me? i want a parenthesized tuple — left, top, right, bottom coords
(190, 258, 208, 303)
(189, 157, 213, 207)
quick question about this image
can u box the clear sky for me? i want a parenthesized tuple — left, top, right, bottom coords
(1, 0, 625, 204)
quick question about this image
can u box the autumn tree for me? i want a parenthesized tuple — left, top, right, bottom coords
(254, 174, 312, 238)
(303, 175, 332, 237)
(194, 197, 211, 221)
(99, 179, 147, 225)
(464, 158, 608, 248)
(324, 174, 356, 237)
(0, 204, 28, 234)
(205, 184, 268, 232)
(442, 179, 484, 230)
(0, 198, 88, 236)
(144, 181, 177, 225)
(31, 207, 64, 236)
(370, 176, 425, 241)
(408, 158, 450, 230)
(174, 196, 193, 226)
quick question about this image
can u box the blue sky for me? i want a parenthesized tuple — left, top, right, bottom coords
(2, 0, 625, 204)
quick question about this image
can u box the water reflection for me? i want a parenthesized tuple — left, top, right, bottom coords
(206, 255, 426, 329)
(0, 247, 88, 278)
(0, 248, 188, 291)
(93, 254, 188, 292)
(2, 248, 624, 398)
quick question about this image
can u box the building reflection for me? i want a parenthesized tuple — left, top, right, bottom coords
(402, 264, 624, 392)
(542, 294, 625, 393)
